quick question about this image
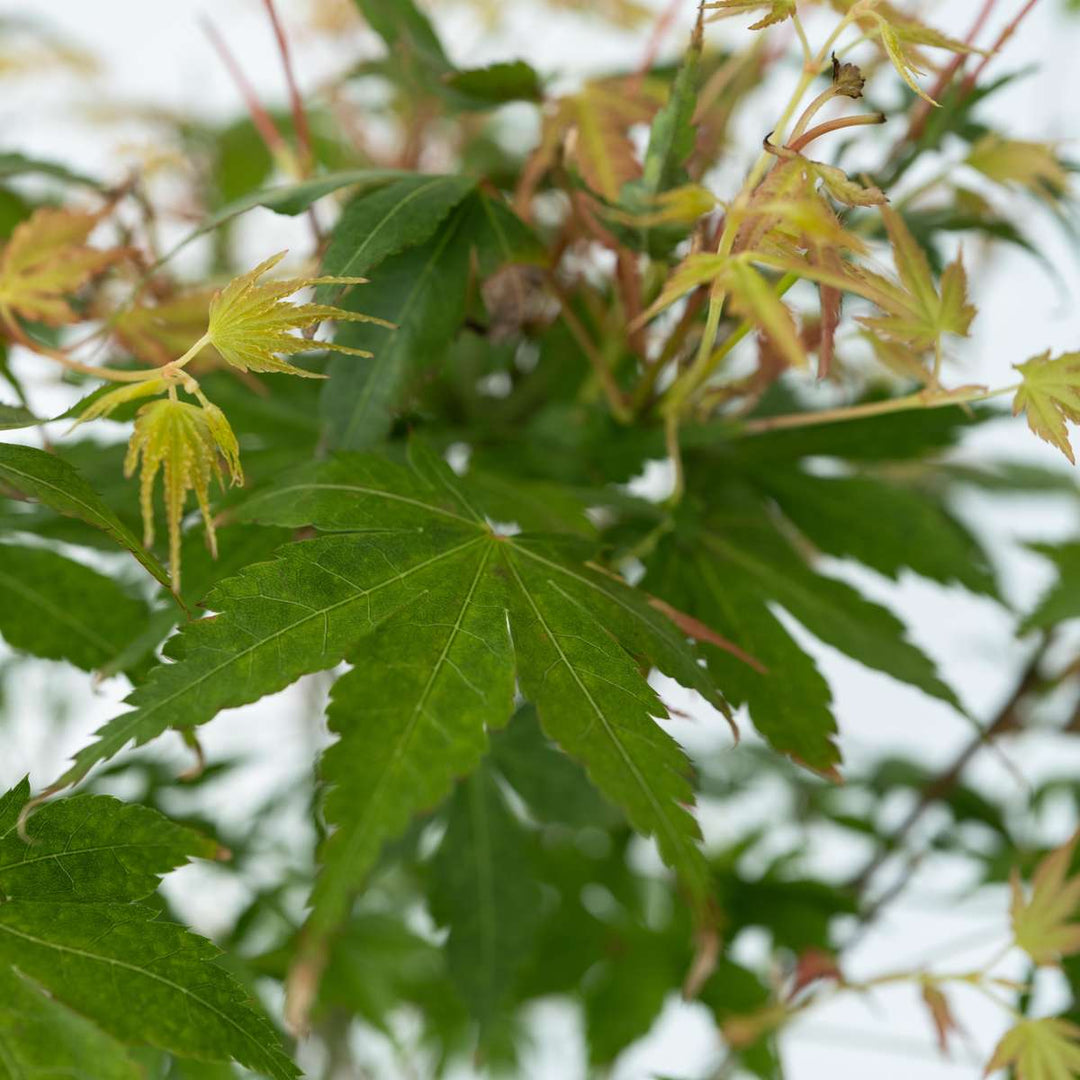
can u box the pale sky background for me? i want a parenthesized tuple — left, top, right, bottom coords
(2, 2, 1080, 1078)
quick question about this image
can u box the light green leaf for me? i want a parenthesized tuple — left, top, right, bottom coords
(0, 442, 172, 591)
(1012, 351, 1080, 464)
(0, 544, 149, 671)
(429, 767, 542, 1024)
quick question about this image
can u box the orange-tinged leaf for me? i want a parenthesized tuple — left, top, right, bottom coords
(704, 0, 795, 30)
(1011, 831, 1080, 964)
(921, 982, 961, 1056)
(0, 206, 127, 326)
(111, 289, 220, 367)
(986, 1018, 1080, 1080)
(206, 251, 394, 378)
(1012, 352, 1080, 465)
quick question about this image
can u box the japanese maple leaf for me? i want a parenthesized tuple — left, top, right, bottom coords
(986, 1018, 1080, 1080)
(858, 206, 975, 352)
(1012, 351, 1080, 464)
(704, 0, 795, 30)
(0, 206, 127, 327)
(1010, 831, 1080, 965)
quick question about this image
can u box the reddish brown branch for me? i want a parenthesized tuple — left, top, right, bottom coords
(201, 16, 290, 162)
(261, 0, 314, 172)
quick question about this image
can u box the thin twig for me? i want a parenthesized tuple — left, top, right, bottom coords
(905, 0, 999, 145)
(261, 0, 314, 172)
(962, 0, 1043, 95)
(201, 16, 292, 165)
(848, 641, 1047, 901)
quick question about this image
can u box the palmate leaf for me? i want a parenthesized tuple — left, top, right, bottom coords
(1013, 351, 1080, 464)
(986, 1018, 1080, 1080)
(704, 0, 794, 30)
(0, 206, 126, 326)
(1011, 832, 1080, 966)
(0, 781, 297, 1078)
(44, 445, 722, 945)
(0, 442, 172, 591)
(0, 543, 149, 671)
(860, 206, 975, 351)
(647, 476, 966, 772)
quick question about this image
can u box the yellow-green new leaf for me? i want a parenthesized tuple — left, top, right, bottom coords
(986, 1018, 1080, 1080)
(1011, 832, 1080, 964)
(206, 251, 394, 378)
(870, 10, 975, 106)
(727, 258, 806, 370)
(1013, 352, 1080, 465)
(124, 398, 243, 589)
(967, 135, 1071, 203)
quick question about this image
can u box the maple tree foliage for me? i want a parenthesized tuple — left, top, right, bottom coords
(1, 0, 1080, 1076)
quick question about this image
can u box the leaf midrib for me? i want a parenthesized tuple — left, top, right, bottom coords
(65, 533, 486, 781)
(315, 541, 496, 924)
(330, 176, 468, 280)
(340, 204, 467, 447)
(502, 551, 691, 875)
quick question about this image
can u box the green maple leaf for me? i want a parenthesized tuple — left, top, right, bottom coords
(428, 765, 542, 1025)
(986, 1017, 1080, 1080)
(1012, 351, 1080, 464)
(0, 967, 141, 1080)
(1010, 832, 1080, 966)
(0, 543, 150, 671)
(39, 441, 724, 1024)
(0, 780, 298, 1078)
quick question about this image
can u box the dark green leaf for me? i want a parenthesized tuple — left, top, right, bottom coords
(0, 544, 149, 671)
(443, 61, 544, 108)
(0, 443, 171, 591)
(317, 173, 476, 301)
(321, 201, 475, 449)
(429, 766, 542, 1023)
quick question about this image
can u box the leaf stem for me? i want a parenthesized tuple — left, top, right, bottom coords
(667, 4, 861, 410)
(738, 382, 1016, 437)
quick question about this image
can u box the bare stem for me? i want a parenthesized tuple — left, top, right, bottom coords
(738, 383, 1015, 437)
